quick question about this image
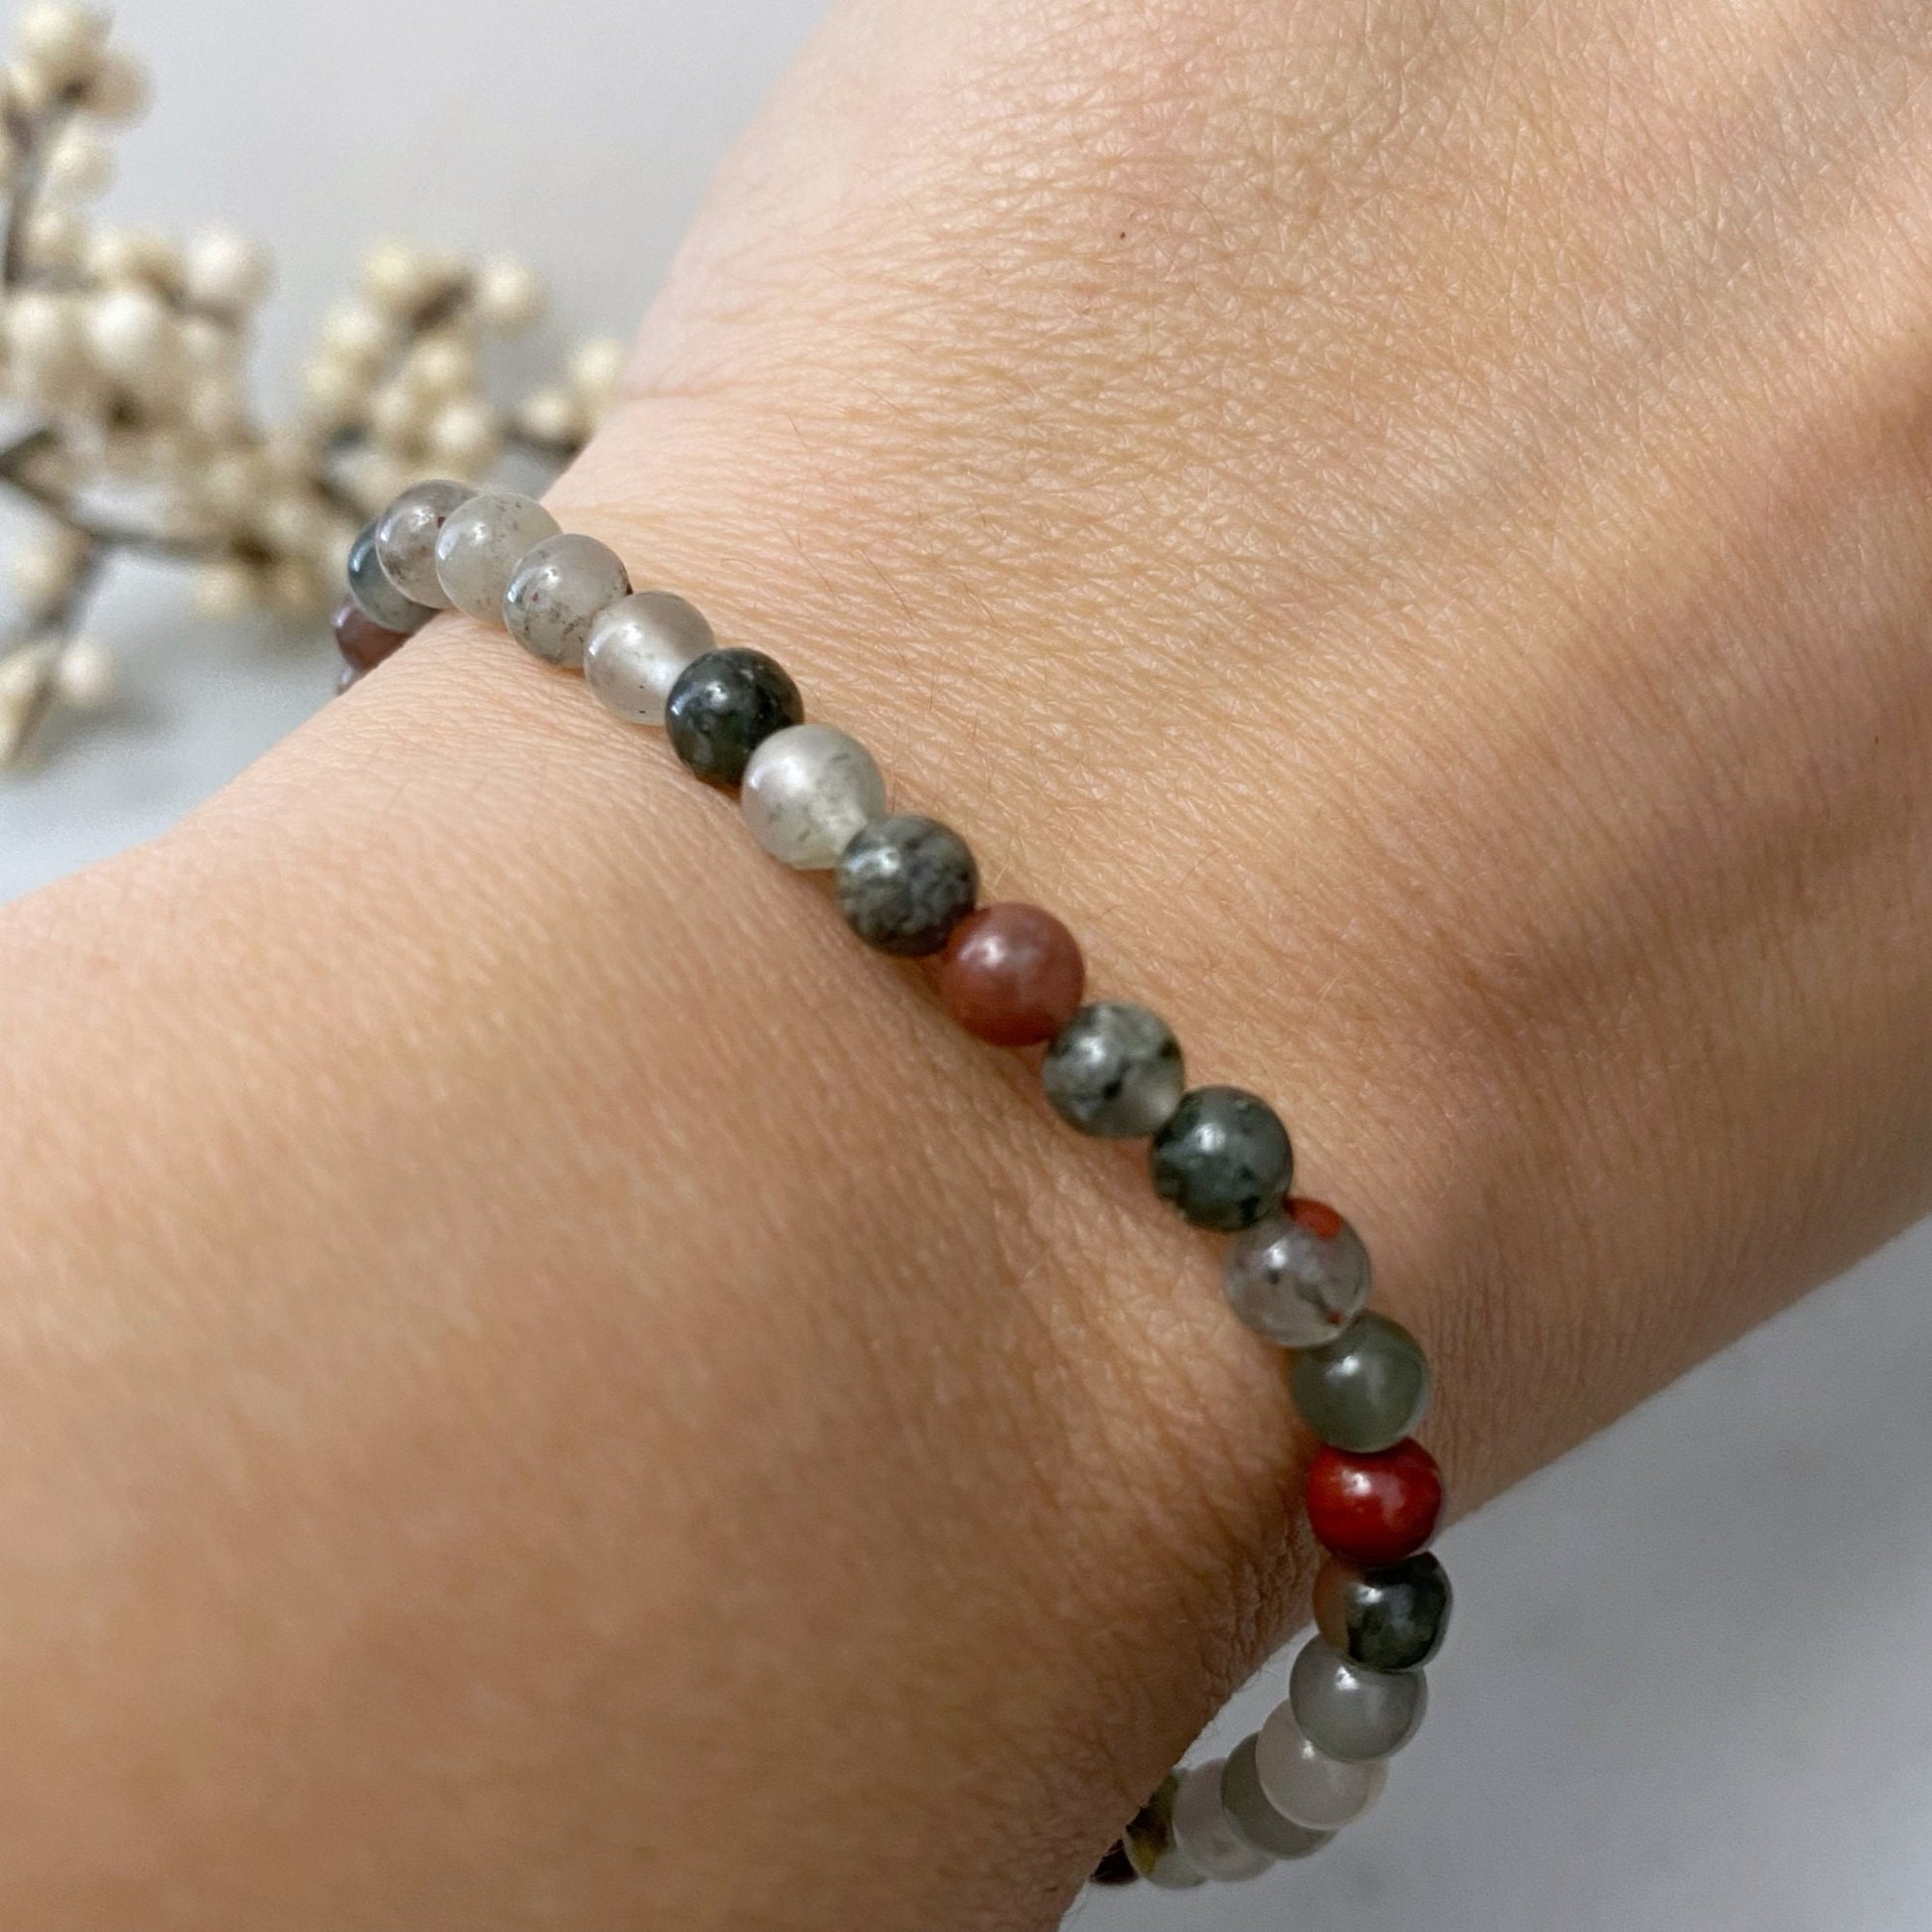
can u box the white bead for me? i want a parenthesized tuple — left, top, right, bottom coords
(78, 46, 146, 122)
(320, 301, 392, 372)
(502, 531, 630, 667)
(403, 334, 479, 403)
(569, 337, 625, 410)
(259, 491, 322, 554)
(514, 385, 582, 447)
(584, 591, 715, 725)
(16, 4, 106, 85)
(54, 635, 112, 708)
(44, 125, 111, 202)
(433, 490, 560, 623)
(193, 561, 258, 620)
(185, 226, 271, 314)
(0, 639, 54, 708)
(13, 525, 88, 607)
(427, 398, 500, 476)
(179, 315, 242, 377)
(740, 725, 889, 869)
(83, 285, 176, 392)
(366, 381, 427, 451)
(23, 204, 84, 272)
(1254, 1701, 1388, 1831)
(474, 257, 544, 334)
(362, 239, 437, 317)
(1170, 1761, 1272, 1881)
(185, 374, 249, 442)
(6, 288, 79, 371)
(300, 351, 368, 422)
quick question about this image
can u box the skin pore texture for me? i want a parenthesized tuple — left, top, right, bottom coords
(1, 0, 1931, 1925)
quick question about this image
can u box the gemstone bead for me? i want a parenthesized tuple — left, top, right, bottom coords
(584, 590, 716, 726)
(665, 647, 805, 787)
(1254, 1702, 1388, 1830)
(1288, 1635, 1428, 1762)
(936, 902, 1085, 1046)
(345, 519, 436, 634)
(1148, 1084, 1293, 1231)
(1223, 1197, 1371, 1347)
(1219, 1735, 1335, 1860)
(1171, 1759, 1272, 1881)
(1123, 1774, 1204, 1889)
(740, 724, 889, 869)
(1313, 1552, 1452, 1673)
(1089, 1842, 1138, 1886)
(1040, 1002, 1184, 1139)
(502, 531, 630, 669)
(332, 599, 408, 672)
(1305, 1438, 1444, 1567)
(372, 478, 471, 608)
(835, 813, 979, 955)
(1290, 1311, 1431, 1452)
(433, 489, 561, 623)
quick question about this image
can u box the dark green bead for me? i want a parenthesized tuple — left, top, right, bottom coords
(1148, 1084, 1293, 1231)
(1314, 1552, 1453, 1672)
(664, 647, 804, 786)
(1123, 1774, 1204, 1889)
(1290, 1310, 1431, 1451)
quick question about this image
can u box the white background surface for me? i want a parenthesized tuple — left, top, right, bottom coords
(4, 7, 1929, 1929)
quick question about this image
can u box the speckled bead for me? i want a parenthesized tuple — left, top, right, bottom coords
(740, 724, 889, 869)
(1288, 1635, 1429, 1763)
(1305, 1438, 1445, 1568)
(502, 531, 631, 668)
(835, 813, 979, 955)
(1222, 1197, 1371, 1347)
(432, 489, 561, 623)
(1313, 1552, 1453, 1673)
(346, 520, 436, 634)
(1253, 1702, 1388, 1831)
(1040, 1002, 1185, 1139)
(1219, 1736, 1336, 1861)
(1290, 1311, 1431, 1452)
(332, 599, 408, 673)
(1148, 1084, 1294, 1232)
(936, 902, 1086, 1046)
(372, 478, 471, 608)
(1124, 1775, 1205, 1889)
(1172, 1760, 1272, 1881)
(584, 590, 716, 726)
(664, 647, 805, 787)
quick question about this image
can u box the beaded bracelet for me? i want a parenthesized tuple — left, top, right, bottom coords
(335, 480, 1453, 1896)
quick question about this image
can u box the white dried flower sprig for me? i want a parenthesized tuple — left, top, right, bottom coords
(0, 3, 621, 766)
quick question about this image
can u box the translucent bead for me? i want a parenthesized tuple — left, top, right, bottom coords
(740, 724, 889, 869)
(1290, 1311, 1432, 1452)
(371, 478, 470, 608)
(345, 520, 434, 635)
(1223, 1197, 1371, 1347)
(584, 591, 715, 726)
(332, 599, 407, 673)
(1171, 1760, 1272, 1881)
(1254, 1701, 1388, 1830)
(1040, 1002, 1185, 1139)
(432, 489, 560, 624)
(665, 647, 805, 787)
(1219, 1734, 1336, 1860)
(835, 814, 979, 955)
(1289, 1635, 1428, 1763)
(1149, 1084, 1294, 1232)
(1313, 1552, 1453, 1672)
(1123, 1774, 1205, 1889)
(502, 531, 631, 668)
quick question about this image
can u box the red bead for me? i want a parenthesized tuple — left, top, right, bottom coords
(1287, 1196, 1344, 1240)
(1305, 1439, 1443, 1567)
(935, 901, 1085, 1047)
(333, 598, 409, 672)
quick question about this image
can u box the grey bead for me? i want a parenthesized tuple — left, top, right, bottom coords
(1254, 1701, 1387, 1830)
(1219, 1736, 1336, 1861)
(1289, 1636, 1428, 1763)
(664, 647, 805, 787)
(1124, 1774, 1205, 1889)
(1172, 1759, 1272, 1881)
(585, 591, 716, 726)
(1041, 1003, 1185, 1139)
(502, 531, 631, 668)
(835, 814, 978, 954)
(433, 489, 560, 623)
(1148, 1084, 1293, 1231)
(346, 520, 436, 634)
(372, 478, 471, 608)
(1223, 1204, 1371, 1347)
(741, 724, 889, 869)
(1290, 1311, 1432, 1452)
(1315, 1553, 1452, 1673)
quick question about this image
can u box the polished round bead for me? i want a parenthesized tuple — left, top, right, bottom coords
(835, 813, 979, 955)
(1305, 1438, 1445, 1567)
(1148, 1084, 1293, 1231)
(1254, 1702, 1388, 1830)
(1313, 1552, 1453, 1673)
(936, 902, 1085, 1046)
(1219, 1735, 1336, 1860)
(1290, 1311, 1431, 1452)
(740, 724, 889, 869)
(372, 478, 471, 608)
(1040, 1002, 1185, 1138)
(433, 489, 561, 623)
(1171, 1760, 1272, 1881)
(502, 531, 631, 669)
(345, 520, 435, 634)
(1289, 1635, 1428, 1762)
(1223, 1196, 1371, 1347)
(1123, 1774, 1204, 1889)
(665, 647, 805, 787)
(331, 598, 408, 673)
(584, 590, 716, 726)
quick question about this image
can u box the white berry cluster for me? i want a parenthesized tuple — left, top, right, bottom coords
(0, 4, 621, 765)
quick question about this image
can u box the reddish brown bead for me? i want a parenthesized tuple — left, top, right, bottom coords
(333, 598, 410, 673)
(1305, 1438, 1443, 1568)
(935, 901, 1085, 1046)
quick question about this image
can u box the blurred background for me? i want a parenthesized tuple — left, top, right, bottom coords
(3, 5, 1929, 1928)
